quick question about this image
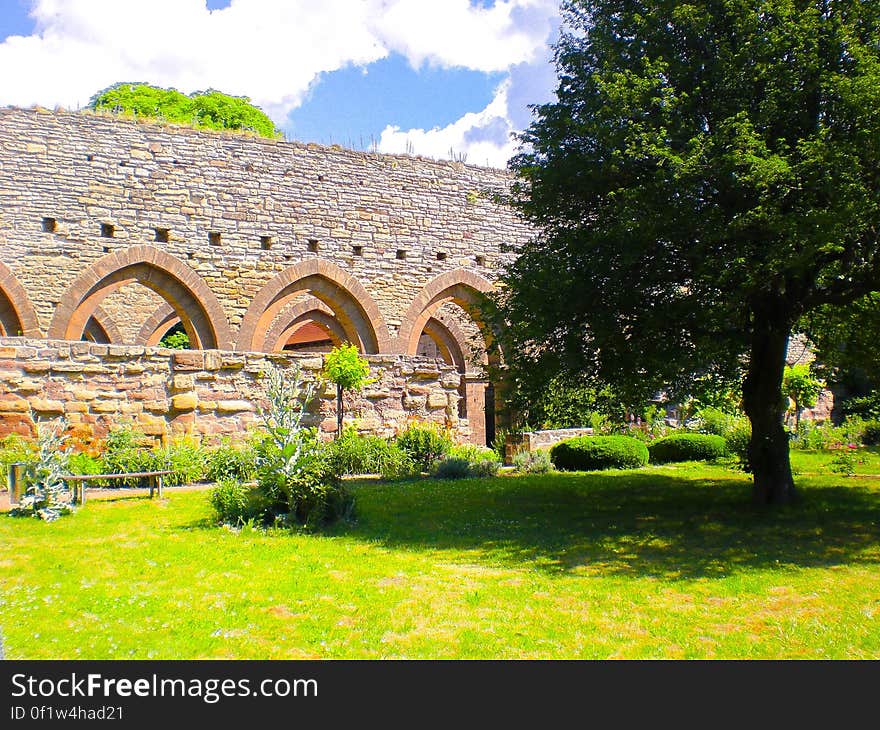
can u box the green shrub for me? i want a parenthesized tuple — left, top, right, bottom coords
(512, 449, 554, 474)
(692, 407, 738, 437)
(255, 432, 352, 527)
(10, 421, 73, 522)
(0, 433, 37, 470)
(378, 448, 419, 481)
(210, 478, 255, 525)
(206, 438, 257, 482)
(725, 420, 752, 463)
(329, 428, 408, 476)
(156, 437, 208, 486)
(648, 434, 728, 463)
(396, 424, 452, 472)
(101, 427, 154, 486)
(252, 363, 352, 528)
(67, 452, 104, 476)
(550, 436, 649, 471)
(862, 421, 880, 446)
(790, 419, 862, 451)
(432, 456, 473, 480)
(430, 444, 501, 479)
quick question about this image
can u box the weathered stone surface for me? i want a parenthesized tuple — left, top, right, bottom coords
(30, 398, 64, 413)
(427, 393, 448, 409)
(216, 400, 255, 413)
(171, 392, 199, 411)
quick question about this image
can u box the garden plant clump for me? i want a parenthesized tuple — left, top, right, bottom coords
(648, 434, 729, 464)
(551, 435, 649, 472)
(9, 420, 73, 522)
(396, 424, 453, 472)
(211, 363, 353, 529)
(433, 444, 501, 479)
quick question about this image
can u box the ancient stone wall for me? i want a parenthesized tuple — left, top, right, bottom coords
(0, 107, 530, 344)
(0, 338, 467, 443)
(0, 107, 531, 443)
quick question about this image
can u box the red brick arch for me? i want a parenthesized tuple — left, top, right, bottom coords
(263, 298, 347, 352)
(396, 269, 496, 356)
(135, 302, 179, 346)
(237, 260, 390, 354)
(48, 245, 232, 349)
(0, 261, 41, 337)
(421, 315, 470, 373)
(83, 306, 123, 344)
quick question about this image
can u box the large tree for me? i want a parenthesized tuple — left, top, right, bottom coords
(498, 0, 880, 504)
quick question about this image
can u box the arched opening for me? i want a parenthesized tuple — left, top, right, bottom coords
(237, 260, 390, 354)
(0, 262, 41, 338)
(398, 270, 499, 446)
(48, 246, 231, 350)
(82, 306, 122, 344)
(261, 297, 348, 353)
(136, 303, 181, 346)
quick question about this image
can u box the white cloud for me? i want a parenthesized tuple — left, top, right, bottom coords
(371, 0, 553, 73)
(0, 0, 560, 165)
(378, 79, 520, 168)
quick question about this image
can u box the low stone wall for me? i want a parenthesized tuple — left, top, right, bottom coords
(504, 427, 594, 464)
(0, 338, 468, 443)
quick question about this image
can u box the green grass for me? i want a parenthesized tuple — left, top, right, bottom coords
(2, 461, 880, 659)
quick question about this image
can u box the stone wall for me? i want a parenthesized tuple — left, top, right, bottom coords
(504, 428, 595, 464)
(0, 107, 531, 343)
(0, 338, 467, 443)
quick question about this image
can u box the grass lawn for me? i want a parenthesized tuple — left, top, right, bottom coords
(1, 458, 879, 659)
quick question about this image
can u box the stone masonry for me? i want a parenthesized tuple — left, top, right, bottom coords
(0, 107, 534, 443)
(0, 338, 467, 443)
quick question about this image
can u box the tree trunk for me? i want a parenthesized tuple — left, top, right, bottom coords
(336, 383, 344, 439)
(742, 315, 797, 505)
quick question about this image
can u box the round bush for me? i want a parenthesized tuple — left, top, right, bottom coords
(648, 433, 728, 463)
(862, 421, 880, 446)
(550, 436, 649, 471)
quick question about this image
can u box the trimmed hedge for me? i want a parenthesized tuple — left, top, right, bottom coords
(648, 434, 728, 463)
(550, 436, 649, 471)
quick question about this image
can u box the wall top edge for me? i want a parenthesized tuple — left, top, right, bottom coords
(0, 105, 516, 177)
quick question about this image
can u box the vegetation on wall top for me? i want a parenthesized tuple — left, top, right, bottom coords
(88, 82, 281, 139)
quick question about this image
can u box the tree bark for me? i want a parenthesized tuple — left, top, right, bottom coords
(743, 314, 797, 505)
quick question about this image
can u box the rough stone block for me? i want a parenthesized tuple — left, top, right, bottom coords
(216, 400, 255, 413)
(428, 393, 448, 409)
(204, 351, 223, 371)
(171, 392, 199, 411)
(31, 398, 65, 414)
(172, 351, 205, 371)
(172, 375, 195, 390)
(0, 395, 30, 413)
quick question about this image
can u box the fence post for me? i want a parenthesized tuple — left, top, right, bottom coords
(7, 462, 26, 506)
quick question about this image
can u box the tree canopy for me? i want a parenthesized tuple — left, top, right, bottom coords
(88, 83, 280, 138)
(497, 0, 880, 504)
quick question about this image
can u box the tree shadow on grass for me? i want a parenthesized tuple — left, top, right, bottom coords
(339, 471, 880, 580)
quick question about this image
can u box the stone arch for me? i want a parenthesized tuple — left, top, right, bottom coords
(420, 316, 468, 372)
(83, 306, 123, 344)
(0, 261, 41, 337)
(398, 270, 498, 446)
(263, 298, 347, 352)
(396, 269, 496, 356)
(237, 260, 390, 354)
(48, 245, 232, 349)
(136, 302, 180, 346)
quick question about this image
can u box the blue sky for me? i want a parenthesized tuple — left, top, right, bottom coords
(0, 0, 560, 167)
